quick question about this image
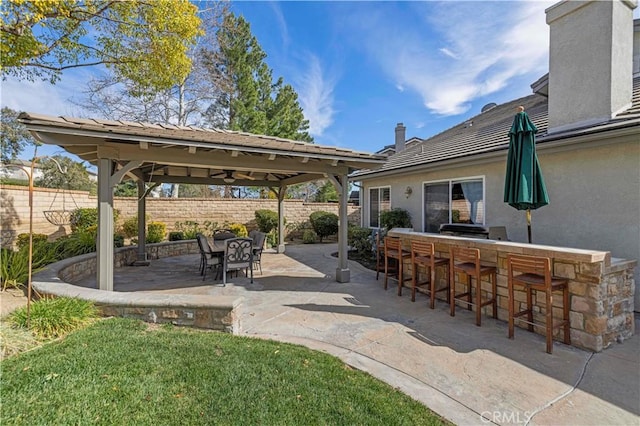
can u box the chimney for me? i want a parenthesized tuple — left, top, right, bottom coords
(395, 122, 406, 153)
(546, 0, 637, 134)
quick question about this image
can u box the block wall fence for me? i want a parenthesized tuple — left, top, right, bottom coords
(0, 185, 361, 245)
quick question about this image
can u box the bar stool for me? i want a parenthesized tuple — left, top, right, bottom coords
(383, 236, 411, 296)
(449, 246, 497, 326)
(507, 254, 570, 354)
(410, 240, 450, 308)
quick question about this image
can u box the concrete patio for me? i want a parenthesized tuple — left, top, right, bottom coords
(67, 243, 639, 425)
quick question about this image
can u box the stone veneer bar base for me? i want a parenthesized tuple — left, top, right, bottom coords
(389, 229, 637, 352)
(31, 240, 241, 334)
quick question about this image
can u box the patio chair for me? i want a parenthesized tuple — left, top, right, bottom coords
(383, 236, 411, 296)
(507, 254, 570, 354)
(196, 233, 222, 281)
(410, 240, 450, 308)
(223, 237, 254, 285)
(249, 231, 267, 274)
(449, 246, 497, 326)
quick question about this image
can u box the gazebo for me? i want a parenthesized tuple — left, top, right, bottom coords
(19, 113, 385, 290)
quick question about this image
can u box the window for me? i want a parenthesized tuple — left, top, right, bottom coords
(423, 178, 484, 232)
(368, 186, 390, 227)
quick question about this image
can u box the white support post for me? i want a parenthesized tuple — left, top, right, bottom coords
(97, 158, 114, 291)
(331, 173, 351, 283)
(277, 186, 287, 253)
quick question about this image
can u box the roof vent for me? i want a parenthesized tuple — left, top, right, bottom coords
(481, 102, 497, 113)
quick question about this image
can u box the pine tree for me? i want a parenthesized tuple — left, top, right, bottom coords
(208, 14, 312, 142)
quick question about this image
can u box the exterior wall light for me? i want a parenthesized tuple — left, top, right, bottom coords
(405, 186, 413, 198)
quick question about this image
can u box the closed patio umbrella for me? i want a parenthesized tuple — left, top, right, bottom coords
(503, 106, 549, 243)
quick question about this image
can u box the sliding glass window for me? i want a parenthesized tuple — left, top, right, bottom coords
(369, 186, 390, 228)
(423, 178, 484, 232)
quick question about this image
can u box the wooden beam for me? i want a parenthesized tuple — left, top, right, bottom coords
(105, 143, 350, 175)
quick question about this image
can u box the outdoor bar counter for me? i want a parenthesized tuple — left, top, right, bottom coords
(387, 228, 637, 352)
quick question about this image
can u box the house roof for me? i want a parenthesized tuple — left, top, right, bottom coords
(352, 76, 640, 180)
(19, 113, 386, 187)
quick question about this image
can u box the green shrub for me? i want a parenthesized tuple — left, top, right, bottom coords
(255, 209, 278, 233)
(54, 227, 97, 258)
(1, 244, 59, 290)
(169, 231, 184, 241)
(228, 223, 248, 237)
(70, 208, 119, 232)
(380, 208, 412, 230)
(16, 233, 48, 250)
(174, 220, 215, 239)
(9, 297, 99, 339)
(266, 230, 278, 248)
(348, 226, 373, 255)
(302, 229, 317, 244)
(202, 220, 218, 236)
(1, 248, 26, 290)
(309, 211, 338, 242)
(146, 222, 166, 243)
(114, 234, 124, 248)
(70, 208, 97, 232)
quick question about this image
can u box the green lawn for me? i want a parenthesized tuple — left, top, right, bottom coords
(1, 318, 446, 425)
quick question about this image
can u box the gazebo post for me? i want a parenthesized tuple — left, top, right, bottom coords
(328, 173, 350, 283)
(277, 185, 287, 253)
(97, 158, 114, 291)
(135, 180, 148, 264)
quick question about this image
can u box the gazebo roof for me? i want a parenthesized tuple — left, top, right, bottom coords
(19, 113, 385, 187)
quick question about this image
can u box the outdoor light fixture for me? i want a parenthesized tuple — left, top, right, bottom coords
(223, 170, 235, 184)
(405, 186, 413, 198)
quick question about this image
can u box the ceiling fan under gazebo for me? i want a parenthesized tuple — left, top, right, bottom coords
(210, 170, 256, 184)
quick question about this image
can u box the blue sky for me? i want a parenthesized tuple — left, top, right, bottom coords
(3, 1, 639, 159)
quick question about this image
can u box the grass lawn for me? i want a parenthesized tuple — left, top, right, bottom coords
(1, 318, 447, 425)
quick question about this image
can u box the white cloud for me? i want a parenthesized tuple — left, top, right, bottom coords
(269, 2, 290, 49)
(439, 48, 459, 60)
(355, 1, 554, 116)
(1, 70, 90, 116)
(297, 55, 336, 137)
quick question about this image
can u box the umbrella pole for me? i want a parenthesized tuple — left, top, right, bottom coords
(526, 209, 532, 243)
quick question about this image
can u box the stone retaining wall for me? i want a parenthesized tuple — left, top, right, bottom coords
(1, 185, 360, 246)
(389, 229, 637, 352)
(32, 240, 240, 333)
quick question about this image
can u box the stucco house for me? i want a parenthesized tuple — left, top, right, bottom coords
(352, 1, 640, 309)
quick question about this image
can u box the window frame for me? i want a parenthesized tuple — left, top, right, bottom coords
(367, 185, 391, 228)
(421, 176, 485, 232)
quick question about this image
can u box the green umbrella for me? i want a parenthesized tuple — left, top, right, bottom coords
(503, 106, 549, 243)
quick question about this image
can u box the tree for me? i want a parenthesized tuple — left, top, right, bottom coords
(35, 155, 95, 192)
(75, 4, 229, 126)
(207, 14, 312, 142)
(1, 0, 202, 92)
(314, 180, 339, 202)
(0, 107, 38, 163)
(114, 181, 137, 197)
(72, 4, 228, 198)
